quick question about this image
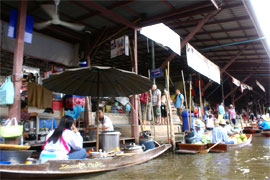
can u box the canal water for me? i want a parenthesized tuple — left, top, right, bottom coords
(73, 135, 270, 180)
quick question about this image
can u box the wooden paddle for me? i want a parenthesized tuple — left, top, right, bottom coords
(200, 139, 222, 154)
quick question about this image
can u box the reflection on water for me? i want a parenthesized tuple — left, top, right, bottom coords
(72, 136, 270, 180)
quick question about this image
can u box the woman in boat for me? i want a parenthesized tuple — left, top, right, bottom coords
(40, 115, 86, 162)
(258, 115, 270, 130)
(194, 122, 204, 143)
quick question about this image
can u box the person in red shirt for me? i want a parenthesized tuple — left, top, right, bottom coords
(140, 92, 148, 124)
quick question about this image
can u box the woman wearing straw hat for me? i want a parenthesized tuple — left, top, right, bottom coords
(258, 114, 270, 130)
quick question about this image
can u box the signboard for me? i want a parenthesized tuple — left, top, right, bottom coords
(151, 68, 162, 78)
(110, 35, 129, 58)
(8, 8, 34, 44)
(140, 23, 181, 55)
(241, 83, 253, 93)
(232, 77, 241, 87)
(256, 80, 265, 92)
(186, 43, 220, 84)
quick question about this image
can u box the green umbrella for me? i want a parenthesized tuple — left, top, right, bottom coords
(43, 66, 152, 151)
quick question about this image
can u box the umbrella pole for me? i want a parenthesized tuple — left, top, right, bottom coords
(189, 79, 192, 129)
(96, 71, 100, 152)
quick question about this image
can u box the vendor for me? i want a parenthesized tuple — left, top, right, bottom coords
(212, 119, 234, 144)
(194, 122, 204, 143)
(258, 115, 270, 130)
(21, 101, 37, 121)
(40, 115, 86, 161)
(95, 107, 114, 131)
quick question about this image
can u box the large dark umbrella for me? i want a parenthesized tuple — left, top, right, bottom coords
(43, 66, 152, 151)
(43, 66, 152, 97)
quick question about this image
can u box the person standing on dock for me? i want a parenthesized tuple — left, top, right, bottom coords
(140, 92, 148, 123)
(218, 102, 225, 122)
(228, 104, 236, 125)
(151, 84, 162, 124)
(174, 89, 184, 125)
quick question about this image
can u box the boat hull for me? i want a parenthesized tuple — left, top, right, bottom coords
(207, 134, 252, 153)
(261, 129, 270, 137)
(176, 143, 207, 154)
(0, 144, 171, 179)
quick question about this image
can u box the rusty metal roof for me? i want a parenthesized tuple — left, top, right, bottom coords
(1, 0, 269, 104)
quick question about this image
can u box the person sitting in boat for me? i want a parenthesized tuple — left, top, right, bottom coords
(212, 119, 234, 144)
(40, 115, 86, 162)
(206, 114, 215, 131)
(94, 107, 114, 131)
(225, 120, 236, 136)
(258, 115, 270, 130)
(194, 122, 204, 143)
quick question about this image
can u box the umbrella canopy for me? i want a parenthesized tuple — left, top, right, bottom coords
(43, 66, 152, 97)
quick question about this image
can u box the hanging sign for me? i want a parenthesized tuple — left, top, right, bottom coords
(256, 80, 265, 92)
(140, 23, 181, 55)
(151, 68, 162, 78)
(232, 77, 241, 87)
(240, 83, 253, 93)
(110, 35, 129, 58)
(186, 43, 220, 84)
(8, 8, 34, 44)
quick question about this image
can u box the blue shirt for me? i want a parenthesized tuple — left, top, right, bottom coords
(40, 118, 57, 130)
(258, 120, 270, 130)
(212, 126, 230, 144)
(194, 127, 204, 142)
(175, 93, 184, 108)
(218, 105, 225, 115)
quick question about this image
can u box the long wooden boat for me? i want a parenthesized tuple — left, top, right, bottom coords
(243, 127, 261, 134)
(207, 134, 252, 153)
(175, 143, 207, 154)
(0, 144, 171, 179)
(261, 129, 270, 137)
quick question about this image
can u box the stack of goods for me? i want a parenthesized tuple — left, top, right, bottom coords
(229, 134, 248, 144)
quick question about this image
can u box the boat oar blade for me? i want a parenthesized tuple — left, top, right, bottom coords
(200, 139, 222, 154)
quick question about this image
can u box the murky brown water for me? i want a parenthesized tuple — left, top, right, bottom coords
(72, 136, 270, 180)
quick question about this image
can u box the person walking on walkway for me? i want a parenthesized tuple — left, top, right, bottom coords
(151, 84, 161, 124)
(174, 89, 184, 125)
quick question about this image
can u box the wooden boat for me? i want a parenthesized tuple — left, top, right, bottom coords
(175, 143, 207, 154)
(261, 129, 270, 137)
(243, 127, 261, 134)
(0, 144, 171, 179)
(207, 134, 252, 153)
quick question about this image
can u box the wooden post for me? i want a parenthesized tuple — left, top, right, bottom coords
(8, 0, 27, 122)
(189, 79, 192, 128)
(181, 70, 189, 130)
(166, 62, 175, 151)
(165, 70, 170, 144)
(131, 29, 139, 144)
(198, 79, 203, 120)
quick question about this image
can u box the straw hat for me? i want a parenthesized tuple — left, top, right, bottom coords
(219, 119, 226, 125)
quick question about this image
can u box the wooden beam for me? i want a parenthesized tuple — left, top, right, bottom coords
(173, 15, 250, 29)
(9, 0, 27, 122)
(160, 10, 217, 69)
(79, 1, 139, 29)
(141, 1, 211, 26)
(223, 73, 253, 101)
(72, 0, 135, 21)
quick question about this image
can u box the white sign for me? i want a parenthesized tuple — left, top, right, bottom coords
(241, 83, 253, 93)
(186, 43, 220, 84)
(140, 23, 181, 55)
(256, 80, 265, 92)
(110, 35, 129, 59)
(232, 77, 241, 87)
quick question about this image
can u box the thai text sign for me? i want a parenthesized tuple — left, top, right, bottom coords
(111, 35, 129, 58)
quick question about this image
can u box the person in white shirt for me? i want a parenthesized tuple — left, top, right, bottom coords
(40, 116, 86, 162)
(95, 107, 114, 131)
